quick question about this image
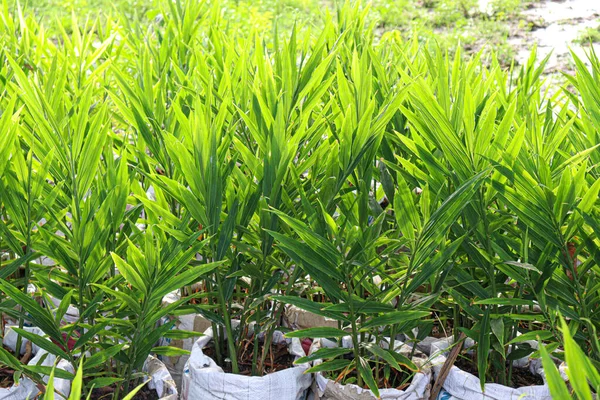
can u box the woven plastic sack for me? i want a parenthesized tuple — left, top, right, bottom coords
(311, 336, 431, 400)
(427, 336, 567, 400)
(144, 355, 179, 400)
(1, 326, 74, 400)
(157, 291, 212, 389)
(181, 323, 312, 400)
(283, 305, 339, 330)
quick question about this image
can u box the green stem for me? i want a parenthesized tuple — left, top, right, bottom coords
(560, 239, 600, 358)
(479, 190, 498, 382)
(117, 295, 148, 399)
(259, 263, 303, 370)
(206, 281, 223, 366)
(344, 264, 362, 388)
(251, 248, 269, 375)
(68, 143, 88, 326)
(16, 157, 34, 359)
(15, 256, 28, 360)
(216, 273, 238, 374)
(350, 309, 362, 387)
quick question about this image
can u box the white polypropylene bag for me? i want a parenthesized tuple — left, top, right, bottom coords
(158, 291, 212, 389)
(46, 295, 79, 325)
(283, 305, 339, 331)
(181, 323, 312, 400)
(311, 336, 431, 400)
(427, 336, 567, 400)
(2, 326, 74, 400)
(144, 355, 178, 400)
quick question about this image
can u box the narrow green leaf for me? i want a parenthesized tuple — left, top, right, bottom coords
(285, 327, 347, 339)
(306, 358, 351, 373)
(295, 347, 352, 364)
(477, 309, 491, 391)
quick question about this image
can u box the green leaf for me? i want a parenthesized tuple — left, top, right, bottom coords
(490, 318, 505, 358)
(111, 253, 147, 294)
(122, 380, 151, 400)
(0, 280, 64, 343)
(0, 346, 23, 371)
(267, 230, 344, 300)
(68, 359, 84, 400)
(0, 252, 38, 280)
(269, 210, 341, 266)
(285, 327, 347, 339)
(474, 298, 534, 306)
(295, 347, 352, 364)
(93, 284, 141, 315)
(477, 309, 491, 391)
(389, 349, 419, 372)
(55, 290, 74, 325)
(272, 295, 347, 322)
(151, 346, 191, 356)
(306, 358, 351, 373)
(507, 330, 554, 345)
(87, 377, 123, 388)
(539, 342, 571, 399)
(12, 328, 69, 360)
(360, 311, 429, 330)
(162, 330, 205, 340)
(561, 319, 596, 400)
(84, 344, 126, 369)
(357, 356, 379, 397)
(42, 368, 55, 399)
(364, 343, 413, 372)
(151, 261, 222, 303)
(23, 365, 74, 380)
(393, 174, 420, 241)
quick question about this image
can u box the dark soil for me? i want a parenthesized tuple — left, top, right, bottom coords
(131, 385, 159, 400)
(0, 367, 15, 388)
(431, 319, 454, 338)
(330, 360, 412, 391)
(88, 384, 159, 400)
(454, 356, 545, 387)
(204, 338, 295, 375)
(0, 343, 31, 388)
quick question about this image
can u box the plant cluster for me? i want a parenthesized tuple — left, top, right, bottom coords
(0, 0, 599, 399)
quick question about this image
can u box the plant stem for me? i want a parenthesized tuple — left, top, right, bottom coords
(259, 264, 301, 371)
(216, 273, 238, 373)
(344, 263, 362, 388)
(16, 156, 34, 359)
(251, 298, 262, 375)
(206, 280, 223, 365)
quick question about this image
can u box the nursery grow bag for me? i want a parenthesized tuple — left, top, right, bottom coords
(144, 355, 179, 400)
(157, 291, 212, 389)
(425, 336, 567, 400)
(181, 323, 312, 400)
(2, 326, 74, 400)
(311, 337, 431, 400)
(46, 295, 79, 325)
(283, 305, 339, 331)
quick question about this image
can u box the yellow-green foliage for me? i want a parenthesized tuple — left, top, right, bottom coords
(0, 0, 598, 398)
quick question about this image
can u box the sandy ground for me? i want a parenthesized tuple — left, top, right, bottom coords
(507, 0, 600, 72)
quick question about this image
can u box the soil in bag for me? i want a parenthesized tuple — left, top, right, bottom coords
(204, 337, 295, 375)
(326, 355, 413, 392)
(454, 357, 544, 387)
(336, 362, 412, 390)
(431, 319, 454, 338)
(0, 366, 15, 388)
(0, 342, 32, 388)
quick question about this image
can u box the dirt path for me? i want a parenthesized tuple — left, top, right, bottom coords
(508, 0, 600, 72)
